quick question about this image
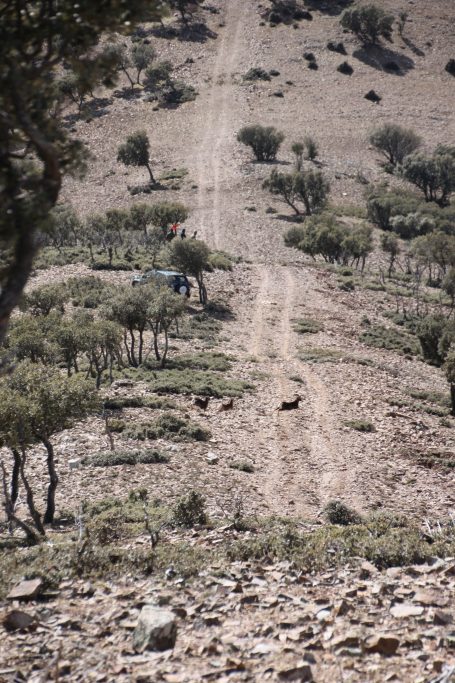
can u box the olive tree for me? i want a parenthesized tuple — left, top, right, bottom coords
(369, 124, 422, 168)
(340, 4, 394, 45)
(149, 202, 189, 236)
(401, 148, 455, 207)
(263, 169, 330, 216)
(380, 233, 400, 277)
(168, 0, 203, 25)
(104, 287, 148, 366)
(146, 287, 186, 367)
(0, 391, 45, 543)
(23, 284, 66, 317)
(237, 125, 285, 162)
(3, 361, 98, 525)
(0, 0, 165, 351)
(291, 142, 304, 171)
(107, 41, 156, 89)
(170, 239, 210, 304)
(48, 204, 81, 249)
(117, 130, 156, 184)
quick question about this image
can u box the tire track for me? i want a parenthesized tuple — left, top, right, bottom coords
(194, 2, 245, 249)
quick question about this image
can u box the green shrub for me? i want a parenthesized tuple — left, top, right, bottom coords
(340, 4, 394, 44)
(103, 396, 177, 410)
(65, 276, 109, 309)
(324, 500, 362, 525)
(369, 123, 421, 168)
(293, 318, 324, 334)
(344, 419, 375, 432)
(162, 352, 231, 372)
(360, 324, 420, 356)
(83, 450, 169, 467)
(229, 460, 255, 473)
(298, 347, 344, 363)
(123, 414, 211, 442)
(173, 491, 207, 527)
(243, 67, 271, 81)
(122, 367, 253, 397)
(207, 251, 233, 271)
(237, 125, 285, 162)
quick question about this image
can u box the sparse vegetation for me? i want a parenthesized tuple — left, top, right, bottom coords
(344, 419, 375, 432)
(293, 318, 324, 334)
(117, 130, 156, 184)
(243, 67, 271, 81)
(340, 4, 394, 45)
(237, 125, 285, 162)
(324, 500, 363, 525)
(264, 168, 330, 216)
(369, 124, 421, 168)
(83, 450, 169, 467)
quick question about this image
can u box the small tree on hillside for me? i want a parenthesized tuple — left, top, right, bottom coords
(146, 286, 186, 367)
(291, 142, 304, 171)
(369, 124, 422, 168)
(58, 70, 93, 112)
(237, 125, 285, 162)
(117, 131, 155, 184)
(81, 319, 123, 387)
(0, 392, 45, 543)
(48, 204, 81, 249)
(340, 4, 394, 45)
(263, 169, 330, 216)
(170, 239, 210, 304)
(380, 232, 400, 277)
(132, 43, 156, 83)
(130, 203, 154, 236)
(401, 148, 455, 207)
(303, 135, 319, 161)
(23, 284, 66, 317)
(168, 0, 203, 25)
(104, 287, 148, 367)
(5, 361, 98, 525)
(149, 202, 189, 236)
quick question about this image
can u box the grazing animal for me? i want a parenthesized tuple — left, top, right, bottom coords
(277, 394, 302, 411)
(191, 230, 198, 239)
(194, 396, 209, 410)
(219, 398, 234, 412)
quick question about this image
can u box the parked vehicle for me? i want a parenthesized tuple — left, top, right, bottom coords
(131, 269, 191, 297)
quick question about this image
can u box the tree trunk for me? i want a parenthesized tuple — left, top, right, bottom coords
(123, 329, 132, 366)
(19, 446, 46, 536)
(160, 328, 169, 368)
(146, 163, 155, 184)
(197, 275, 207, 305)
(1, 461, 43, 544)
(152, 323, 161, 361)
(42, 438, 58, 525)
(138, 329, 144, 366)
(10, 448, 21, 507)
(108, 247, 113, 266)
(0, 229, 39, 353)
(129, 328, 137, 367)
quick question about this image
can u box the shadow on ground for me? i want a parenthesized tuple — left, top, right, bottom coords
(353, 46, 415, 75)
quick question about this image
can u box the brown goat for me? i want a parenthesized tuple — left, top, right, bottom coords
(219, 397, 234, 412)
(194, 396, 209, 410)
(277, 395, 302, 411)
